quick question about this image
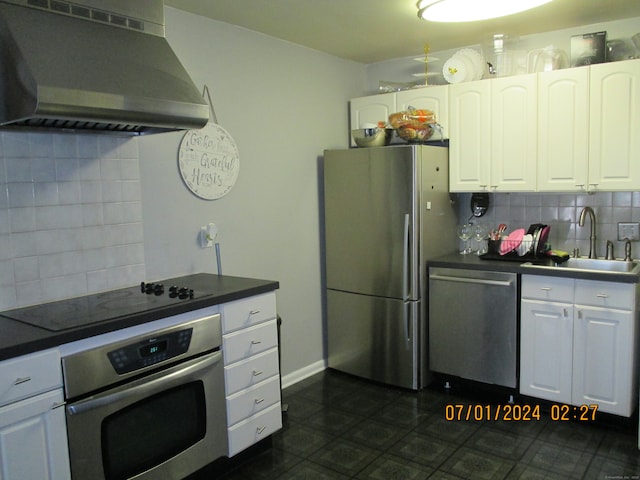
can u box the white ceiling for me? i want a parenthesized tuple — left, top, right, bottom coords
(164, 0, 640, 64)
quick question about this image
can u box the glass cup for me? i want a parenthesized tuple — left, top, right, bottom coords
(474, 224, 489, 255)
(457, 223, 473, 254)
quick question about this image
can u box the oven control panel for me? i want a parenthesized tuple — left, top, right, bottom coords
(107, 328, 193, 374)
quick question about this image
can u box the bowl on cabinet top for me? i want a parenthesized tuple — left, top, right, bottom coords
(351, 128, 394, 147)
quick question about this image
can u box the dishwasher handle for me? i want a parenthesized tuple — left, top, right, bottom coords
(429, 274, 514, 287)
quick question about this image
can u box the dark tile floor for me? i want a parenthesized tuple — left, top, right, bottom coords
(206, 370, 640, 479)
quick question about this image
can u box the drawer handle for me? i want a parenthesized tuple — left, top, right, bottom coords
(252, 370, 263, 377)
(540, 287, 551, 291)
(256, 426, 266, 435)
(51, 401, 66, 410)
(596, 293, 609, 298)
(14, 377, 31, 386)
(251, 340, 262, 345)
(249, 310, 261, 315)
(255, 398, 265, 404)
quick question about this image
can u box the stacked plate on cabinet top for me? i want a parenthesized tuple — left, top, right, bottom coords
(443, 48, 486, 84)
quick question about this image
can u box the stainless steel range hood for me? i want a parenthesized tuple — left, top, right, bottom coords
(0, 0, 209, 135)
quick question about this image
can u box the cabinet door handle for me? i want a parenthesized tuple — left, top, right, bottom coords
(51, 401, 66, 410)
(249, 310, 261, 315)
(14, 377, 31, 385)
(251, 340, 262, 345)
(256, 426, 266, 435)
(563, 308, 568, 317)
(254, 398, 265, 404)
(252, 370, 263, 377)
(540, 287, 551, 291)
(596, 293, 609, 298)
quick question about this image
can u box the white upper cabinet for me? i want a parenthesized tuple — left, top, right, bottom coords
(490, 73, 538, 192)
(589, 59, 640, 191)
(537, 67, 590, 192)
(349, 92, 396, 146)
(450, 76, 537, 192)
(350, 59, 639, 193)
(396, 85, 449, 139)
(448, 80, 491, 192)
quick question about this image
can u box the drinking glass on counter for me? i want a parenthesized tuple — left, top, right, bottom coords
(457, 223, 473, 254)
(474, 223, 489, 255)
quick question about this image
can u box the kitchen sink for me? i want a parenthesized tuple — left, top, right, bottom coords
(560, 257, 639, 272)
(522, 257, 640, 275)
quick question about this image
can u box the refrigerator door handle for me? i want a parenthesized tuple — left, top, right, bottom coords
(402, 213, 411, 344)
(402, 213, 410, 302)
(403, 301, 410, 343)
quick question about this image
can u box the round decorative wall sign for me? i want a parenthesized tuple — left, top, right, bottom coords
(178, 122, 240, 200)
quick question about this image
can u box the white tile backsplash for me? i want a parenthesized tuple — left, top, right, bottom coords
(0, 132, 145, 310)
(7, 182, 34, 208)
(9, 207, 35, 232)
(458, 191, 640, 258)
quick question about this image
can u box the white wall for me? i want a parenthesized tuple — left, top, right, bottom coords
(138, 8, 366, 383)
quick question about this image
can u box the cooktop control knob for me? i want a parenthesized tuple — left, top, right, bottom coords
(178, 287, 194, 300)
(164, 285, 194, 299)
(153, 283, 164, 296)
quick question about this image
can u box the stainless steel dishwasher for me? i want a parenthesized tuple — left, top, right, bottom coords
(428, 267, 518, 388)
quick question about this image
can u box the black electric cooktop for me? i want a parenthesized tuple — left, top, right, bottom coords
(0, 274, 219, 332)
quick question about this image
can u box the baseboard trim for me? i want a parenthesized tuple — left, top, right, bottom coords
(281, 359, 327, 389)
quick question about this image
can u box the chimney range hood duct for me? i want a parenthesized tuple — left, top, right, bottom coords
(0, 0, 209, 135)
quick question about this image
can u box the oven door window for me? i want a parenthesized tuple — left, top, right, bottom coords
(102, 381, 206, 480)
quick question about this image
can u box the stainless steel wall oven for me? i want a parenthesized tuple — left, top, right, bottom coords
(60, 309, 227, 480)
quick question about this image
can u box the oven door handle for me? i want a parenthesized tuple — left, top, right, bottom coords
(67, 351, 221, 416)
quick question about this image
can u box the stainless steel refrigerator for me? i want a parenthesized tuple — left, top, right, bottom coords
(322, 144, 456, 390)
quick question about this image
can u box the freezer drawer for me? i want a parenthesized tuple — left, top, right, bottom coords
(428, 267, 518, 388)
(326, 289, 419, 389)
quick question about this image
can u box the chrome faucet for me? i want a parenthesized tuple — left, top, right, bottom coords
(624, 238, 632, 261)
(605, 240, 614, 260)
(578, 206, 597, 259)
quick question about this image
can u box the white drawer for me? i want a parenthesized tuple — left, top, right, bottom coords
(228, 402, 282, 457)
(0, 349, 62, 407)
(226, 375, 281, 426)
(575, 280, 635, 310)
(224, 348, 279, 395)
(222, 293, 277, 333)
(223, 320, 278, 364)
(522, 275, 574, 302)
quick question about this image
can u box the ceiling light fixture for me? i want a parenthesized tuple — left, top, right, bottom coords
(417, 0, 553, 22)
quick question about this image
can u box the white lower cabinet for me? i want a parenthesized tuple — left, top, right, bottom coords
(520, 275, 638, 416)
(228, 403, 282, 456)
(520, 298, 573, 404)
(221, 292, 282, 456)
(0, 349, 70, 480)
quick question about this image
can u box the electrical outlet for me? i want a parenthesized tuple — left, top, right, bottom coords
(199, 223, 219, 248)
(617, 222, 640, 241)
(200, 227, 213, 248)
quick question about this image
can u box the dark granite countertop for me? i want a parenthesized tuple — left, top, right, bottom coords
(428, 253, 640, 284)
(0, 273, 279, 361)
